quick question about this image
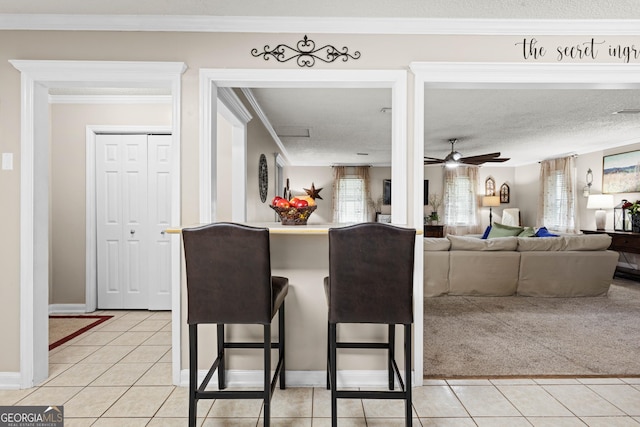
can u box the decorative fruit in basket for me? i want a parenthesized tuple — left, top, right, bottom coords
(275, 198, 290, 209)
(300, 195, 316, 206)
(291, 198, 309, 208)
(269, 183, 321, 225)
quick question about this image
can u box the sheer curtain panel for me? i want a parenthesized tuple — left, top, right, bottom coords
(443, 166, 482, 235)
(537, 155, 578, 233)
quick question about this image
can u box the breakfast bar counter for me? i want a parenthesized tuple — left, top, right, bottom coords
(167, 222, 420, 385)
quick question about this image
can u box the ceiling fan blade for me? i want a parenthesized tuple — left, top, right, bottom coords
(459, 152, 502, 162)
(460, 157, 510, 165)
(481, 157, 510, 163)
(424, 156, 444, 161)
(424, 159, 444, 165)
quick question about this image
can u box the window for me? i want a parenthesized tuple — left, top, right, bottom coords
(336, 177, 366, 223)
(445, 175, 475, 224)
(332, 166, 372, 223)
(539, 156, 576, 232)
(443, 166, 482, 235)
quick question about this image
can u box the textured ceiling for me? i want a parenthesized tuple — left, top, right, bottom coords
(3, 0, 640, 19)
(251, 87, 640, 167)
(251, 88, 392, 166)
(424, 89, 640, 166)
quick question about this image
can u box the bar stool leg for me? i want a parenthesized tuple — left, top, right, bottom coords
(217, 324, 226, 389)
(405, 323, 412, 427)
(263, 324, 271, 427)
(326, 322, 331, 390)
(389, 324, 396, 390)
(329, 323, 338, 427)
(279, 303, 286, 389)
(188, 324, 198, 427)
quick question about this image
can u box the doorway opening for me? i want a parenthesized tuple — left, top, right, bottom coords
(10, 60, 185, 388)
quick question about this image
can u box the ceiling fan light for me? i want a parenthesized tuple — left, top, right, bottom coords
(445, 159, 459, 168)
(452, 151, 462, 161)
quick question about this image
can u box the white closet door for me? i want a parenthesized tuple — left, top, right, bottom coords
(147, 134, 172, 310)
(96, 134, 149, 309)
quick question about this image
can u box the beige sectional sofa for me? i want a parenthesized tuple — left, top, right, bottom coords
(424, 234, 618, 297)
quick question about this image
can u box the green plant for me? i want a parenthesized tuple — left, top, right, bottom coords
(623, 200, 640, 215)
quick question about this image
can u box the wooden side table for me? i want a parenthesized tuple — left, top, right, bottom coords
(424, 225, 444, 238)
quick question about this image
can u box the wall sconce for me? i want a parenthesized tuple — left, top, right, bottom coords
(583, 168, 593, 197)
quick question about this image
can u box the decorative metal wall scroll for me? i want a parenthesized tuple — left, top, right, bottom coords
(251, 35, 361, 68)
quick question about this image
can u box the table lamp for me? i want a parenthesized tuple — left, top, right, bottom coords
(482, 196, 500, 224)
(587, 194, 614, 230)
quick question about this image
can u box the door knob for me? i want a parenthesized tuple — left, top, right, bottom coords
(130, 230, 135, 235)
(161, 230, 166, 235)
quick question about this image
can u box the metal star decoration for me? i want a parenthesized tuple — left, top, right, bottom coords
(304, 182, 323, 200)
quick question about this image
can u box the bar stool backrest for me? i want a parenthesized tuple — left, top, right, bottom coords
(183, 222, 273, 325)
(327, 223, 416, 324)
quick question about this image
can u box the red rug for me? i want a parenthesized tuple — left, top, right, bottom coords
(49, 315, 113, 350)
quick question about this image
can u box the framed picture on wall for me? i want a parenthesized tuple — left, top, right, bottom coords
(423, 180, 429, 205)
(603, 150, 640, 193)
(383, 179, 428, 205)
(383, 179, 391, 205)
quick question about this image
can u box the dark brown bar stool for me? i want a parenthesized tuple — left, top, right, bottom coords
(182, 222, 288, 427)
(325, 222, 416, 427)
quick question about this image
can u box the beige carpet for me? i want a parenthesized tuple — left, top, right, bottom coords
(424, 279, 640, 378)
(49, 315, 112, 350)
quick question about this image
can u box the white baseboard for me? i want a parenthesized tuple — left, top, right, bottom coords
(179, 369, 413, 388)
(0, 372, 22, 390)
(49, 304, 87, 314)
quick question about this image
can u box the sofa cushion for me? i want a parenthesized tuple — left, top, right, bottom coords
(518, 251, 618, 297)
(449, 251, 520, 296)
(448, 235, 518, 251)
(487, 222, 524, 238)
(517, 236, 565, 251)
(564, 234, 612, 251)
(424, 237, 451, 251)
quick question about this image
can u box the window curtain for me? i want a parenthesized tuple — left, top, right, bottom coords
(332, 166, 373, 223)
(537, 155, 578, 233)
(443, 166, 482, 235)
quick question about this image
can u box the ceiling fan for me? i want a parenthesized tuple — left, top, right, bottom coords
(424, 138, 510, 168)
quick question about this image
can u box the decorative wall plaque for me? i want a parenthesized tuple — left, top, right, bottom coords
(500, 183, 510, 203)
(485, 177, 495, 196)
(251, 35, 361, 68)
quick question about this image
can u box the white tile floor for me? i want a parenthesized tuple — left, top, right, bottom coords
(1, 310, 639, 426)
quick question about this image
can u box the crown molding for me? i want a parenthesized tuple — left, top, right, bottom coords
(49, 94, 172, 104)
(240, 88, 291, 164)
(1, 14, 640, 35)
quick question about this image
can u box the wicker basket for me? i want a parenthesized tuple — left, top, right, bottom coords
(270, 204, 317, 225)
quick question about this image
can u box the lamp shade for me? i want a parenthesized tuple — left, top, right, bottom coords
(482, 196, 500, 207)
(587, 194, 614, 209)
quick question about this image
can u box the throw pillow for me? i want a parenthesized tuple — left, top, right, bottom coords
(481, 225, 492, 239)
(535, 226, 559, 238)
(518, 227, 536, 237)
(487, 222, 524, 238)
